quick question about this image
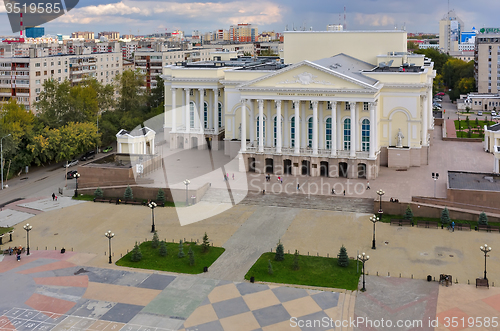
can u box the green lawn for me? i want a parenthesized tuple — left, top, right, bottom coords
(379, 213, 500, 228)
(245, 252, 362, 291)
(0, 227, 13, 236)
(454, 120, 492, 130)
(116, 241, 225, 274)
(72, 194, 95, 201)
(455, 131, 483, 139)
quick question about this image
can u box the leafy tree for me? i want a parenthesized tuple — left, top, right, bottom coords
(478, 212, 488, 226)
(131, 242, 142, 262)
(188, 246, 195, 266)
(414, 48, 450, 74)
(178, 239, 185, 258)
(465, 106, 471, 113)
(159, 240, 168, 256)
(149, 76, 164, 109)
(156, 189, 166, 206)
(151, 231, 159, 248)
(124, 185, 133, 200)
(337, 245, 349, 267)
(407, 41, 419, 51)
(94, 187, 104, 198)
(267, 259, 273, 275)
(441, 207, 451, 225)
(116, 69, 147, 113)
(405, 205, 414, 221)
(36, 79, 71, 128)
(275, 240, 284, 261)
(201, 232, 210, 253)
(292, 250, 300, 271)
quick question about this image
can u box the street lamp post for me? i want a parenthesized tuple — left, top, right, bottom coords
(183, 179, 190, 206)
(105, 230, 114, 264)
(1, 134, 11, 190)
(357, 252, 370, 292)
(432, 173, 439, 198)
(480, 244, 492, 280)
(23, 223, 32, 255)
(74, 172, 80, 197)
(369, 215, 379, 249)
(376, 189, 385, 221)
(148, 201, 157, 233)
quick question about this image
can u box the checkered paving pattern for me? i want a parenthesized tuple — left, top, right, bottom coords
(0, 308, 174, 331)
(180, 282, 342, 331)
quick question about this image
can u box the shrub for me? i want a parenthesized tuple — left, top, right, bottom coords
(178, 239, 185, 258)
(131, 242, 142, 262)
(151, 231, 159, 249)
(275, 240, 284, 261)
(337, 245, 349, 267)
(405, 205, 413, 221)
(201, 232, 210, 253)
(441, 207, 451, 225)
(159, 241, 167, 256)
(94, 187, 103, 198)
(156, 189, 166, 206)
(478, 212, 488, 226)
(124, 185, 133, 200)
(292, 250, 300, 271)
(188, 246, 195, 266)
(267, 259, 273, 275)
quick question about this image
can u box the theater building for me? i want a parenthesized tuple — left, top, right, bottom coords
(162, 30, 436, 179)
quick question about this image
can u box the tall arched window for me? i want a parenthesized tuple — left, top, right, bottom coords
(203, 102, 208, 129)
(361, 119, 370, 152)
(290, 116, 295, 147)
(343, 118, 351, 150)
(326, 118, 332, 149)
(257, 115, 266, 141)
(218, 102, 222, 128)
(273, 116, 283, 147)
(307, 117, 313, 147)
(189, 101, 195, 129)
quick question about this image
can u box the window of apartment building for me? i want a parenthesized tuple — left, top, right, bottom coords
(35, 88, 40, 93)
(65, 69, 68, 73)
(35, 79, 40, 84)
(36, 71, 41, 76)
(35, 97, 39, 102)
(51, 62, 54, 66)
(44, 62, 47, 67)
(106, 64, 108, 68)
(101, 72, 103, 76)
(101, 65, 103, 69)
(65, 61, 67, 65)
(44, 71, 47, 75)
(116, 70, 119, 74)
(51, 70, 54, 75)
(58, 61, 61, 65)
(35, 63, 40, 67)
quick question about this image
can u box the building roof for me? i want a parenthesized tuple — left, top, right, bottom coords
(312, 53, 379, 85)
(117, 127, 155, 138)
(487, 123, 500, 132)
(448, 171, 500, 191)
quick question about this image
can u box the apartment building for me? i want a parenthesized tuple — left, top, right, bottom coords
(475, 29, 500, 94)
(439, 10, 464, 53)
(71, 31, 95, 40)
(229, 24, 258, 43)
(98, 32, 120, 40)
(0, 44, 122, 112)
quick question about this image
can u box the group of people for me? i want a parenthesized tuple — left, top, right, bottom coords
(390, 198, 400, 203)
(223, 173, 234, 181)
(51, 193, 58, 201)
(265, 174, 283, 184)
(6, 246, 23, 261)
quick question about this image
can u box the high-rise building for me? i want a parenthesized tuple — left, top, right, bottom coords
(98, 31, 120, 40)
(229, 24, 258, 42)
(71, 31, 95, 40)
(439, 10, 464, 53)
(474, 28, 500, 95)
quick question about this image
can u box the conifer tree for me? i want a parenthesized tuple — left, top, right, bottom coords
(178, 239, 185, 258)
(94, 187, 103, 198)
(159, 240, 167, 256)
(292, 250, 300, 271)
(405, 205, 414, 221)
(151, 231, 159, 249)
(201, 232, 210, 253)
(478, 212, 488, 226)
(337, 245, 349, 267)
(275, 240, 284, 261)
(124, 185, 133, 200)
(441, 207, 451, 225)
(131, 242, 142, 262)
(156, 189, 166, 206)
(188, 246, 195, 266)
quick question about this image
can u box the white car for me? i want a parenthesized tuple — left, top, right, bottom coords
(63, 159, 79, 168)
(478, 111, 483, 116)
(492, 116, 500, 120)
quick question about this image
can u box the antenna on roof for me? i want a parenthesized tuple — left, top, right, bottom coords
(343, 6, 347, 30)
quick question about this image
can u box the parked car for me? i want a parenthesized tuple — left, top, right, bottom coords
(63, 159, 79, 168)
(66, 170, 78, 179)
(492, 116, 500, 120)
(478, 111, 483, 116)
(437, 92, 445, 96)
(492, 111, 497, 116)
(80, 150, 96, 161)
(433, 98, 442, 102)
(102, 146, 113, 153)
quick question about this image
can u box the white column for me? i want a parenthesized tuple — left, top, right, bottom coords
(199, 88, 204, 133)
(422, 95, 428, 146)
(185, 88, 190, 133)
(428, 88, 433, 129)
(331, 101, 337, 156)
(213, 88, 219, 134)
(312, 101, 318, 155)
(301, 103, 306, 148)
(207, 90, 212, 130)
(284, 101, 289, 148)
(241, 99, 247, 152)
(276, 100, 282, 153)
(249, 100, 255, 143)
(350, 102, 356, 157)
(267, 101, 272, 147)
(171, 88, 176, 133)
(319, 102, 324, 149)
(369, 102, 376, 159)
(294, 101, 300, 154)
(258, 99, 264, 152)
(182, 89, 186, 127)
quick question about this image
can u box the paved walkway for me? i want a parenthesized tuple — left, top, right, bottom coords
(445, 119, 457, 138)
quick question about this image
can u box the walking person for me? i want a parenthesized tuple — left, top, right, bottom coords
(16, 251, 21, 261)
(451, 221, 455, 232)
(366, 181, 370, 190)
(232, 173, 235, 180)
(343, 190, 346, 196)
(297, 183, 300, 191)
(52, 193, 55, 201)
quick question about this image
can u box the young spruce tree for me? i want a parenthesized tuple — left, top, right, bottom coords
(337, 245, 349, 267)
(124, 185, 133, 200)
(267, 259, 273, 275)
(275, 240, 284, 261)
(478, 212, 488, 226)
(405, 205, 414, 222)
(151, 231, 160, 249)
(440, 207, 451, 225)
(178, 239, 185, 258)
(159, 240, 168, 256)
(131, 242, 142, 262)
(201, 232, 210, 253)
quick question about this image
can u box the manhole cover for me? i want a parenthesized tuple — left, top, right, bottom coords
(449, 255, 454, 257)
(438, 253, 443, 256)
(54, 233, 58, 235)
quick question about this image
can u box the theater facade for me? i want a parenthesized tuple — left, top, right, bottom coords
(162, 31, 436, 179)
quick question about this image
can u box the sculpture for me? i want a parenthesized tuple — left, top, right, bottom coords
(396, 128, 404, 148)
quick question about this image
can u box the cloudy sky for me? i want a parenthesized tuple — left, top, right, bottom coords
(0, 0, 498, 37)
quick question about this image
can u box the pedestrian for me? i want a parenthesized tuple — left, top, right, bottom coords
(451, 221, 455, 232)
(226, 173, 229, 181)
(280, 178, 283, 184)
(366, 181, 370, 190)
(16, 252, 21, 261)
(331, 188, 335, 195)
(343, 190, 346, 196)
(232, 173, 235, 180)
(297, 183, 300, 191)
(52, 193, 55, 201)
(278, 176, 280, 182)
(55, 195, 58, 201)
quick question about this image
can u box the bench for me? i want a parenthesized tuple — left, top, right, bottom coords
(122, 200, 143, 206)
(417, 221, 439, 228)
(94, 198, 112, 203)
(455, 223, 471, 231)
(0, 231, 14, 245)
(476, 278, 489, 288)
(478, 225, 500, 232)
(390, 219, 412, 227)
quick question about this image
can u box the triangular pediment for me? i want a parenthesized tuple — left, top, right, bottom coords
(239, 61, 378, 91)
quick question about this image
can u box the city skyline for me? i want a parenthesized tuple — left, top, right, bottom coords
(0, 0, 498, 37)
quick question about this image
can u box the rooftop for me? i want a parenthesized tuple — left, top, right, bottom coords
(448, 171, 500, 191)
(312, 53, 378, 85)
(487, 123, 500, 132)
